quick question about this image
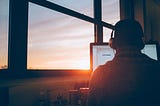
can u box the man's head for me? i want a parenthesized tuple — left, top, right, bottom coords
(109, 19, 144, 50)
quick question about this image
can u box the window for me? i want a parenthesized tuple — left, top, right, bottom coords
(6, 0, 120, 71)
(46, 0, 93, 17)
(102, 0, 120, 24)
(102, 0, 120, 42)
(28, 3, 94, 70)
(0, 0, 9, 69)
(103, 28, 112, 42)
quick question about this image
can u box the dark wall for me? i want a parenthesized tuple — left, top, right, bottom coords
(145, 0, 160, 42)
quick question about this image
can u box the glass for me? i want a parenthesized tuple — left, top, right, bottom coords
(103, 27, 112, 42)
(28, 3, 94, 70)
(46, 0, 93, 17)
(0, 0, 9, 69)
(102, 0, 120, 25)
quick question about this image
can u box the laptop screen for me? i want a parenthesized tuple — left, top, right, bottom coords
(90, 43, 158, 71)
(90, 43, 115, 71)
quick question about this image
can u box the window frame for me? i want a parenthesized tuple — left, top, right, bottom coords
(1, 0, 119, 75)
(27, 0, 114, 72)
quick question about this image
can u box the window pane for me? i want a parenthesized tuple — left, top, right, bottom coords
(28, 3, 94, 70)
(102, 0, 120, 24)
(46, 0, 93, 17)
(103, 27, 112, 42)
(0, 0, 9, 69)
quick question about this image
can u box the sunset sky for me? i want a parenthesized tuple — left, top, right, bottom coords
(0, 0, 119, 69)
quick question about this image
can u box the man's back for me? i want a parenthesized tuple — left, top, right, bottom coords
(88, 51, 160, 106)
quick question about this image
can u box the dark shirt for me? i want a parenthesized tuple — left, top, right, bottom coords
(88, 50, 160, 106)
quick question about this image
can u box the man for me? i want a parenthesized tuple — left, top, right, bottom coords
(87, 19, 160, 106)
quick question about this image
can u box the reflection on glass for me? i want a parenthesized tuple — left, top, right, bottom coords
(0, 0, 9, 69)
(47, 0, 93, 17)
(28, 3, 94, 70)
(102, 0, 120, 24)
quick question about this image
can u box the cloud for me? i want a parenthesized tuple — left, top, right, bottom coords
(47, 0, 93, 17)
(102, 0, 120, 24)
(28, 15, 94, 46)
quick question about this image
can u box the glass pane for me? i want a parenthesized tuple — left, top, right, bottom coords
(46, 0, 93, 17)
(103, 27, 112, 42)
(0, 0, 9, 69)
(102, 0, 120, 25)
(28, 3, 94, 70)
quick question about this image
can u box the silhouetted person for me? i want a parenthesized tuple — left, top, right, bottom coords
(88, 19, 160, 106)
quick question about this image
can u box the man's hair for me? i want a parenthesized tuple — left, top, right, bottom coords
(110, 19, 144, 50)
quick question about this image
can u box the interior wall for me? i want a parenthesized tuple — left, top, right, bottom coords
(145, 0, 160, 42)
(133, 0, 145, 32)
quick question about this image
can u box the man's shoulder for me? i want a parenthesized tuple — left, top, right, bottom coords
(141, 53, 160, 65)
(93, 61, 113, 74)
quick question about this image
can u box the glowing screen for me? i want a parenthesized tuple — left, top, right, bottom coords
(141, 44, 158, 60)
(91, 43, 158, 71)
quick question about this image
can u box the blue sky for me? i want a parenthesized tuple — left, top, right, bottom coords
(0, 0, 119, 69)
